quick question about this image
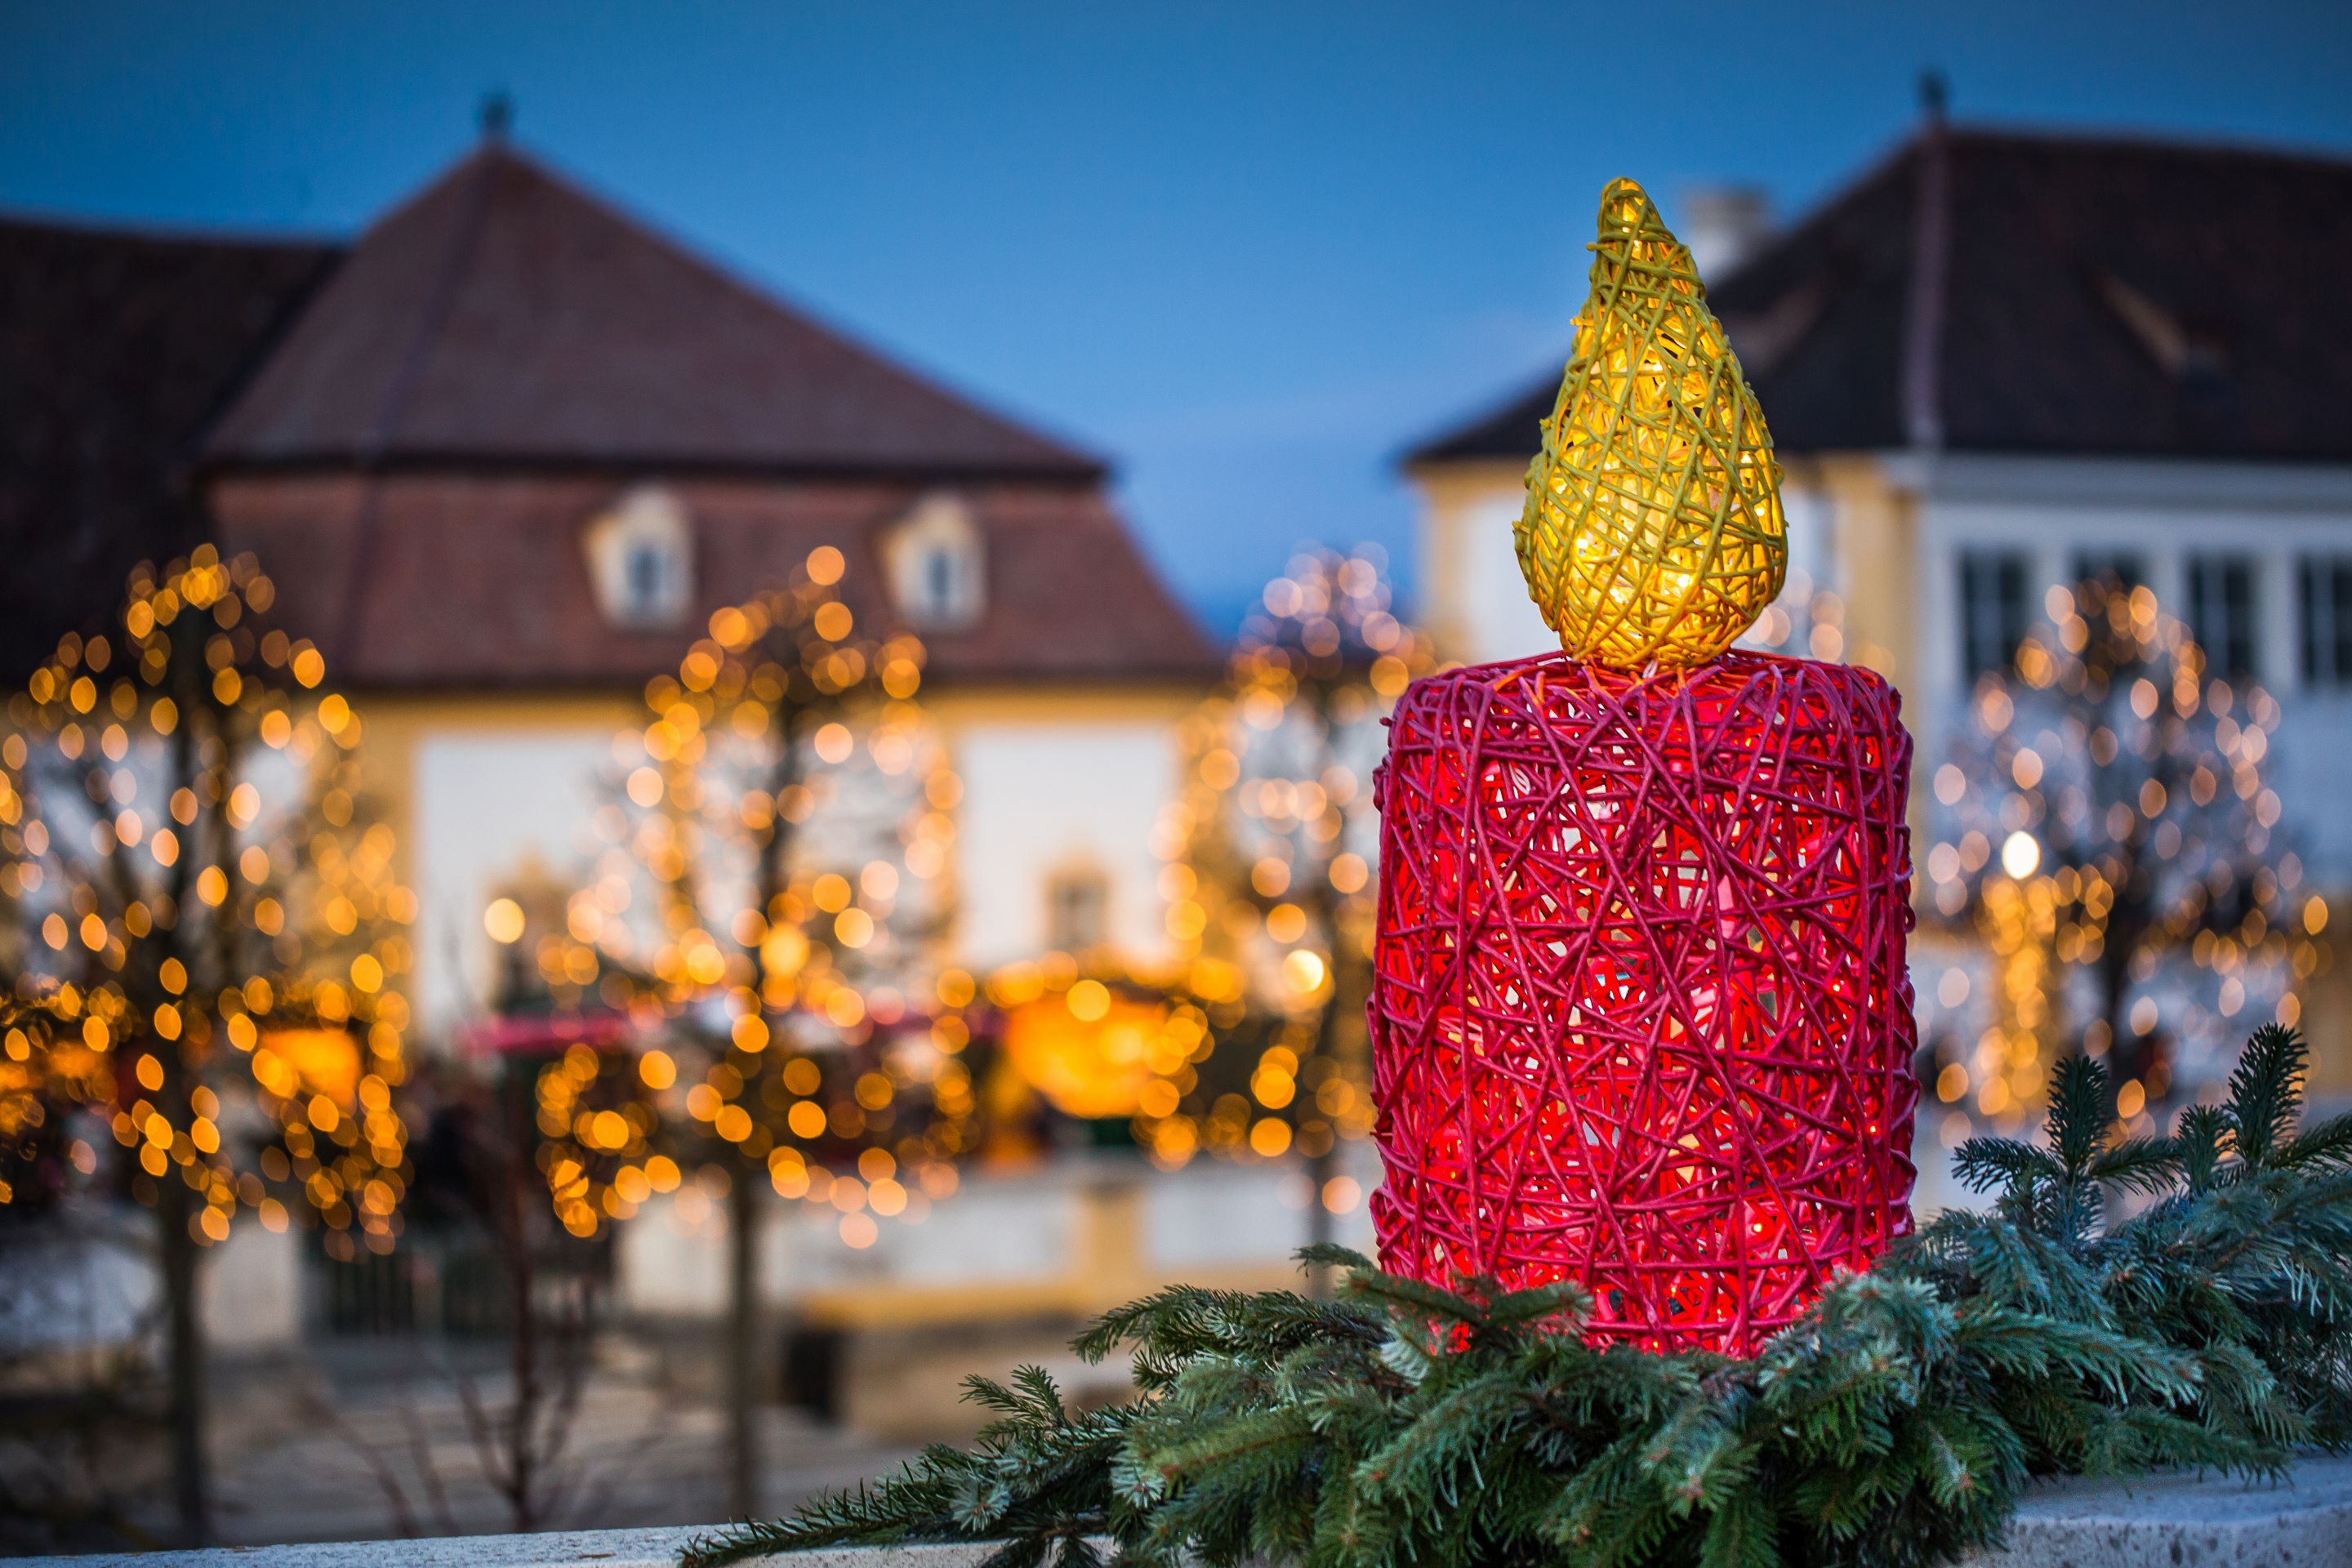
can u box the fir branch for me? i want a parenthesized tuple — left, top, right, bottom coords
(693, 1031, 2352, 1568)
(2227, 1023, 2305, 1168)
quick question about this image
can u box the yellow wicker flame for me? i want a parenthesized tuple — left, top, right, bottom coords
(1517, 178, 1786, 669)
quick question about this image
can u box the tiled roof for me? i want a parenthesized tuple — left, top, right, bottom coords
(212, 473, 1217, 688)
(203, 145, 1104, 480)
(0, 216, 337, 677)
(1407, 128, 2352, 467)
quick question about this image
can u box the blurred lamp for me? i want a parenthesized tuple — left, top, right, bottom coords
(2001, 830, 2042, 880)
(263, 1027, 362, 1108)
(1004, 990, 1170, 1120)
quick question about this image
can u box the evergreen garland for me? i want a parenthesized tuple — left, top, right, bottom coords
(684, 1028, 2352, 1568)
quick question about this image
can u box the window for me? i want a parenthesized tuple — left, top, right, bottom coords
(2301, 558, 2352, 688)
(1044, 864, 1110, 954)
(884, 493, 984, 629)
(2185, 555, 2258, 679)
(626, 541, 673, 618)
(583, 486, 693, 629)
(925, 547, 957, 617)
(1958, 550, 2032, 679)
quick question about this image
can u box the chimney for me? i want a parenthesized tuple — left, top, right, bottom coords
(1679, 185, 1774, 283)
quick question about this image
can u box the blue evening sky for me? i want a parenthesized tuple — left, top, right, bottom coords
(5, 2, 2350, 635)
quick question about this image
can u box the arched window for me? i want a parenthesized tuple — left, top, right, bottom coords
(1044, 862, 1111, 954)
(584, 486, 693, 629)
(885, 493, 984, 630)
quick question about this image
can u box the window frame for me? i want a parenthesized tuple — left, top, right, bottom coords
(2301, 556, 2352, 690)
(885, 493, 986, 631)
(1958, 548, 2034, 681)
(2185, 553, 2260, 681)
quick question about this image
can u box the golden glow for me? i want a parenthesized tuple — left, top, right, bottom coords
(483, 897, 526, 944)
(1517, 180, 1784, 668)
(1002, 989, 1174, 1120)
(1066, 978, 1111, 1021)
(261, 1027, 362, 1110)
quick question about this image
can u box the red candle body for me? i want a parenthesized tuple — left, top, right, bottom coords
(1368, 649, 1918, 1355)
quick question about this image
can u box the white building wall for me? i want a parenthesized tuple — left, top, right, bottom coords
(1450, 489, 1558, 666)
(949, 719, 1181, 970)
(393, 704, 1192, 1041)
(410, 729, 623, 1035)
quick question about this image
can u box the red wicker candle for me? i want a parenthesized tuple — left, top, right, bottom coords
(1367, 651, 1916, 1353)
(1366, 181, 1916, 1354)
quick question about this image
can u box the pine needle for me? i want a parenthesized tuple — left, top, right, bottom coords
(688, 1032, 2352, 1568)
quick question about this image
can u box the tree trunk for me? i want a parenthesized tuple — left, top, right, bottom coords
(502, 1130, 543, 1535)
(1303, 988, 1343, 1298)
(726, 1148, 763, 1518)
(158, 1177, 210, 1542)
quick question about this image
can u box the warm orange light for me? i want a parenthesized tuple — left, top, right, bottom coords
(261, 1027, 362, 1108)
(484, 898, 527, 944)
(1002, 990, 1173, 1120)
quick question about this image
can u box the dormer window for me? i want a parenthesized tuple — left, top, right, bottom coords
(884, 493, 984, 630)
(585, 486, 693, 629)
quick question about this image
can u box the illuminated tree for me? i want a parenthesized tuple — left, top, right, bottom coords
(0, 546, 413, 1539)
(1151, 547, 1431, 1254)
(535, 545, 972, 1514)
(1922, 577, 2319, 1137)
(0, 1004, 88, 1214)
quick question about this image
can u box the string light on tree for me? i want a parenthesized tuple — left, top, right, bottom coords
(1922, 577, 2314, 1138)
(1, 548, 412, 1246)
(0, 546, 415, 1531)
(1147, 547, 1431, 1226)
(541, 547, 976, 1249)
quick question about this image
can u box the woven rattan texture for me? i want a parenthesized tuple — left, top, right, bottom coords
(1368, 650, 1918, 1354)
(1517, 179, 1786, 670)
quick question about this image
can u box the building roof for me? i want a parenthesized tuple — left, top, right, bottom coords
(1407, 128, 2352, 468)
(0, 216, 338, 678)
(4, 143, 1210, 687)
(212, 473, 1215, 688)
(204, 142, 1105, 481)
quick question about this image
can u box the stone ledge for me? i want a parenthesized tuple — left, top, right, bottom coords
(23, 1456, 2352, 1568)
(1967, 1454, 2352, 1568)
